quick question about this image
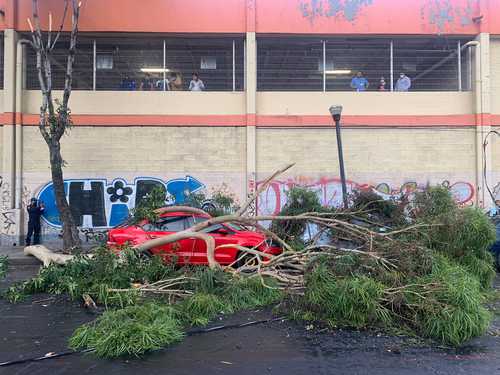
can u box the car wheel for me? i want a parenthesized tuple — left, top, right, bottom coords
(139, 249, 153, 260)
(234, 252, 260, 269)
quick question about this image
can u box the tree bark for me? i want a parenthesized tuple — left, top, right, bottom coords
(49, 141, 81, 250)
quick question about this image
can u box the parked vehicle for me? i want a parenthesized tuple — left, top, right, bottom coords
(107, 211, 282, 266)
(490, 218, 500, 272)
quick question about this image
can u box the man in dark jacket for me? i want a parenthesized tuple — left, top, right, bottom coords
(26, 198, 45, 246)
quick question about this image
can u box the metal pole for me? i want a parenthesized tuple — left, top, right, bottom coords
(390, 40, 394, 91)
(334, 118, 348, 209)
(163, 40, 166, 91)
(232, 40, 236, 91)
(322, 40, 326, 92)
(457, 40, 462, 91)
(92, 39, 96, 91)
(243, 39, 246, 91)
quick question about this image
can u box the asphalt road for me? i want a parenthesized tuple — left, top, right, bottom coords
(1, 265, 500, 375)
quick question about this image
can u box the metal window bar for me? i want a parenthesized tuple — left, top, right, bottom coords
(163, 39, 166, 91)
(322, 40, 326, 92)
(390, 40, 394, 91)
(457, 40, 462, 91)
(232, 39, 236, 92)
(92, 39, 96, 91)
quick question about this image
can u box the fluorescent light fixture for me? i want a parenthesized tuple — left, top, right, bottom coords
(140, 68, 170, 73)
(325, 69, 352, 75)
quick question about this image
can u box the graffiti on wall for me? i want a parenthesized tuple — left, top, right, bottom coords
(37, 176, 205, 229)
(256, 176, 475, 215)
(298, 0, 374, 23)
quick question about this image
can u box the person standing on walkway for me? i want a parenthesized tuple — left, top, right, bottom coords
(189, 72, 205, 91)
(395, 72, 411, 91)
(350, 71, 369, 92)
(25, 198, 45, 246)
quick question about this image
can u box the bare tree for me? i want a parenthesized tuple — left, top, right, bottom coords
(27, 0, 82, 251)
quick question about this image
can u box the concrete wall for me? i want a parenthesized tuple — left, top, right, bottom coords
(257, 92, 475, 116)
(20, 125, 246, 239)
(22, 125, 247, 195)
(22, 91, 246, 116)
(255, 127, 477, 215)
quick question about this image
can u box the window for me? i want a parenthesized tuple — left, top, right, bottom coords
(24, 34, 245, 91)
(258, 38, 323, 91)
(143, 216, 189, 232)
(257, 36, 472, 92)
(25, 35, 93, 90)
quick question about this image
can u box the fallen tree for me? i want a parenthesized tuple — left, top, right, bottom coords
(3, 164, 497, 356)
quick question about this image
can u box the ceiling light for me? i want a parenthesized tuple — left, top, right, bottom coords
(140, 68, 170, 73)
(325, 69, 352, 75)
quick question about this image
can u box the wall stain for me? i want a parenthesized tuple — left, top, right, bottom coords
(423, 0, 479, 33)
(298, 0, 373, 23)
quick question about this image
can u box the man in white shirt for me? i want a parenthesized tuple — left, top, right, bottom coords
(189, 72, 205, 91)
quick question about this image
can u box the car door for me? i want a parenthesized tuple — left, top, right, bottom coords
(191, 223, 238, 265)
(142, 215, 194, 265)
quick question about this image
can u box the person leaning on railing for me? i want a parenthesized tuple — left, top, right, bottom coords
(350, 71, 369, 92)
(395, 72, 411, 91)
(189, 72, 205, 91)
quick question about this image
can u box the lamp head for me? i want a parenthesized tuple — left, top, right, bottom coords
(329, 105, 343, 122)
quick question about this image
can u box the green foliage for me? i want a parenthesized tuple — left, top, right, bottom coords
(290, 186, 497, 346)
(69, 303, 184, 358)
(304, 263, 391, 328)
(66, 265, 283, 357)
(179, 269, 283, 326)
(184, 185, 240, 217)
(179, 293, 227, 326)
(350, 190, 405, 225)
(0, 255, 8, 279)
(416, 194, 496, 288)
(3, 246, 176, 306)
(413, 186, 457, 219)
(408, 256, 491, 346)
(130, 186, 167, 224)
(272, 186, 323, 244)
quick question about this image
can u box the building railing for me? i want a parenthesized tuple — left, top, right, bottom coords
(20, 34, 474, 93)
(24, 35, 245, 92)
(257, 37, 473, 92)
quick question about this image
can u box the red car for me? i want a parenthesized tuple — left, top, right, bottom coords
(107, 211, 282, 266)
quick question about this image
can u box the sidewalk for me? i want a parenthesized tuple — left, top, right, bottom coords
(0, 243, 96, 266)
(0, 246, 40, 265)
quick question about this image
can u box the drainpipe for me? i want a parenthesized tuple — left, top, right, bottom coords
(14, 40, 29, 210)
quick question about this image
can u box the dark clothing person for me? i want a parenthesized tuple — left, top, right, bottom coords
(119, 77, 136, 91)
(25, 199, 45, 246)
(140, 75, 155, 90)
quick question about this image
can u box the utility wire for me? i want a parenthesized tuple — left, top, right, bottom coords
(0, 316, 287, 367)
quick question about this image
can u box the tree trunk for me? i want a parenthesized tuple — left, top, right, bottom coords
(49, 140, 81, 251)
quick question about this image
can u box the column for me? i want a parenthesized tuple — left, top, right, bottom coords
(245, 0, 257, 203)
(474, 33, 492, 208)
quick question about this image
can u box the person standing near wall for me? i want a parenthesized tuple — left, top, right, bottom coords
(25, 198, 45, 246)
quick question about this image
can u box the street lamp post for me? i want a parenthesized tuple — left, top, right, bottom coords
(329, 105, 348, 209)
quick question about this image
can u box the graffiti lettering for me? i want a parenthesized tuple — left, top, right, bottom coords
(37, 176, 205, 229)
(79, 228, 108, 243)
(256, 177, 475, 215)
